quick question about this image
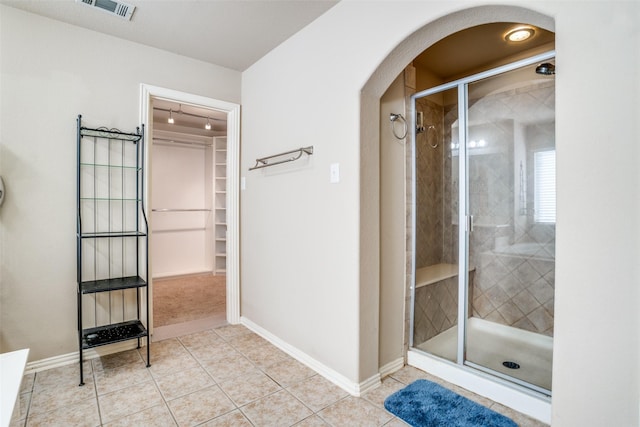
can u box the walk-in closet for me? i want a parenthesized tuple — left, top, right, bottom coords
(150, 100, 227, 337)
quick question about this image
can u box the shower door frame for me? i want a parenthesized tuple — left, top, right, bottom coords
(409, 49, 556, 394)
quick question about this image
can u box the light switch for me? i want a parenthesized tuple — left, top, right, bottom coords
(330, 163, 340, 183)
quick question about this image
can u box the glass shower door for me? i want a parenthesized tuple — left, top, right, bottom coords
(464, 62, 555, 393)
(411, 87, 460, 363)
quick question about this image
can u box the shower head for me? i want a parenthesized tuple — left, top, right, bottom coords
(535, 62, 555, 75)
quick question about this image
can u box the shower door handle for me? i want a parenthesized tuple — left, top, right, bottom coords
(467, 215, 474, 233)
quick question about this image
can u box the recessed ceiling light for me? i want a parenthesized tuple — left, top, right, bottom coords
(505, 26, 535, 42)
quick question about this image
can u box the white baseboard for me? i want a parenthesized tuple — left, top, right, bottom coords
(241, 317, 381, 396)
(24, 341, 142, 375)
(379, 357, 405, 379)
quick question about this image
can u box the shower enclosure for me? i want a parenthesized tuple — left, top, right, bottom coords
(410, 51, 555, 396)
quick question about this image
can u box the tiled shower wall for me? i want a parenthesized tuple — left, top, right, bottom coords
(408, 80, 556, 348)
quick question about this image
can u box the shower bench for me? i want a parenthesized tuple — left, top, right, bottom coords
(416, 263, 475, 288)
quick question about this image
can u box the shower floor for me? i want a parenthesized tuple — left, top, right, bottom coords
(416, 317, 552, 391)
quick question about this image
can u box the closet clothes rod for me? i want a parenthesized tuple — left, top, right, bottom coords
(152, 208, 212, 212)
(250, 146, 314, 171)
(153, 137, 213, 147)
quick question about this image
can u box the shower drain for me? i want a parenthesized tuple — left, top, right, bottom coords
(502, 361, 521, 369)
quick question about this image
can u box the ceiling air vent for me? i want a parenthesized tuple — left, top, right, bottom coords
(76, 0, 136, 21)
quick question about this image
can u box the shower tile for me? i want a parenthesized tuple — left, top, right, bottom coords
(512, 316, 538, 334)
(167, 385, 236, 427)
(512, 290, 540, 315)
(473, 293, 496, 318)
(528, 278, 555, 305)
(496, 301, 525, 325)
(527, 306, 554, 333)
(484, 284, 510, 307)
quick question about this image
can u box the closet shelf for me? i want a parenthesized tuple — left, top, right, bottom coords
(82, 320, 147, 349)
(80, 276, 147, 294)
(80, 197, 141, 202)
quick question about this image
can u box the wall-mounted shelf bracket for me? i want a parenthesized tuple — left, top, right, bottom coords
(249, 146, 314, 171)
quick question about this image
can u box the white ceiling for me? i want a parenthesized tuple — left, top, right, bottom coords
(0, 0, 338, 71)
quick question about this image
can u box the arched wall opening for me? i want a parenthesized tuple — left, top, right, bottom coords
(359, 3, 554, 416)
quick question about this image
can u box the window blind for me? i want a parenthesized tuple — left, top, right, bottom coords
(534, 149, 556, 223)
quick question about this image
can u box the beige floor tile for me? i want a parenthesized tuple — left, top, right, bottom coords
(241, 343, 291, 369)
(318, 396, 393, 427)
(92, 349, 144, 371)
(200, 353, 256, 382)
(387, 365, 431, 385)
(34, 362, 91, 389)
(20, 373, 35, 394)
(383, 417, 411, 426)
(214, 324, 251, 340)
(293, 415, 330, 426)
(10, 392, 31, 423)
(200, 409, 253, 426)
(286, 375, 349, 412)
(167, 385, 236, 427)
(26, 397, 100, 427)
(226, 332, 269, 353)
(148, 351, 200, 378)
(264, 358, 316, 387)
(142, 338, 185, 361)
(154, 366, 216, 401)
(218, 370, 281, 406)
(94, 360, 153, 395)
(98, 381, 164, 424)
(178, 329, 223, 350)
(362, 377, 405, 407)
(29, 376, 96, 415)
(188, 341, 238, 363)
(102, 403, 177, 427)
(241, 389, 313, 427)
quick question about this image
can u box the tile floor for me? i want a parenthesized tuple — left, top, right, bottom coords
(11, 324, 549, 426)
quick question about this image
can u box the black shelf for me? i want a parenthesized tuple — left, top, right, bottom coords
(80, 276, 147, 294)
(82, 320, 147, 349)
(76, 115, 149, 386)
(79, 231, 147, 238)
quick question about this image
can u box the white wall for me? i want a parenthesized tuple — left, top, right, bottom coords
(151, 139, 212, 278)
(0, 5, 240, 360)
(242, 1, 639, 424)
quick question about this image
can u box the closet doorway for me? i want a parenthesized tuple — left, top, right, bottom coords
(141, 85, 240, 340)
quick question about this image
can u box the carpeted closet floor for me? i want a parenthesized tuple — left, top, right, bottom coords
(153, 274, 226, 327)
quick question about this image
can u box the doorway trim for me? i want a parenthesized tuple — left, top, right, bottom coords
(140, 84, 241, 328)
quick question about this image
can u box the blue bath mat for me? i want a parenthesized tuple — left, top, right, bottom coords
(384, 379, 517, 427)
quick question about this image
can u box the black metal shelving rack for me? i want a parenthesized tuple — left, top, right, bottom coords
(76, 115, 150, 386)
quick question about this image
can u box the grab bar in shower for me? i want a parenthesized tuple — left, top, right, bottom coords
(249, 146, 314, 171)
